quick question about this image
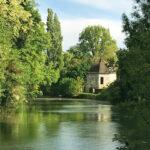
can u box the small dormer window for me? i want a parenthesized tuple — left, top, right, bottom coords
(100, 77, 104, 84)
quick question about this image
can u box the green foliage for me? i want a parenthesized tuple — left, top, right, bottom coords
(59, 26, 118, 92)
(1, 51, 26, 107)
(41, 8, 63, 96)
(77, 93, 97, 100)
(113, 100, 150, 150)
(0, 0, 32, 37)
(0, 1, 30, 106)
(46, 8, 63, 70)
(59, 77, 83, 97)
(97, 0, 150, 103)
(0, 1, 59, 108)
(22, 23, 50, 99)
(79, 25, 118, 62)
(116, 0, 150, 102)
(49, 25, 118, 98)
(96, 82, 121, 103)
(61, 49, 91, 79)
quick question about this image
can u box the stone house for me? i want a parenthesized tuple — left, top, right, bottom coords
(85, 59, 116, 93)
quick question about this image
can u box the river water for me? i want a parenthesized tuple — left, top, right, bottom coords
(0, 99, 149, 150)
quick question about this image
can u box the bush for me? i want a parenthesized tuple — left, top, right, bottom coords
(96, 81, 121, 103)
(58, 77, 83, 97)
(77, 93, 97, 100)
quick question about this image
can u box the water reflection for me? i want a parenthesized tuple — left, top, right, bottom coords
(97, 105, 112, 122)
(0, 99, 120, 150)
(112, 104, 150, 150)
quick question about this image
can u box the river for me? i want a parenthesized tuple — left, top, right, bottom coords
(0, 99, 149, 150)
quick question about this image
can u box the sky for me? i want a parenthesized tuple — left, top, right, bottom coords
(36, 0, 133, 50)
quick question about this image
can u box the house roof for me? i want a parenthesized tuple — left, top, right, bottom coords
(89, 59, 110, 74)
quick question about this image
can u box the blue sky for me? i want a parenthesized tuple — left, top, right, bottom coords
(36, 0, 133, 50)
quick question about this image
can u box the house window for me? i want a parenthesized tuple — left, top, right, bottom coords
(100, 77, 104, 84)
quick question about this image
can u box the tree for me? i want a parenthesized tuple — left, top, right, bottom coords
(41, 8, 64, 96)
(0, 0, 33, 107)
(58, 77, 83, 97)
(0, 1, 59, 107)
(117, 0, 150, 101)
(59, 26, 118, 89)
(55, 44, 92, 82)
(46, 8, 63, 70)
(14, 0, 58, 101)
(79, 25, 118, 63)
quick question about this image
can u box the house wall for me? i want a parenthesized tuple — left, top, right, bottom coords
(86, 73, 99, 92)
(85, 73, 116, 92)
(99, 73, 116, 89)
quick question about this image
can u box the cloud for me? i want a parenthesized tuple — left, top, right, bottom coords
(61, 18, 125, 50)
(65, 0, 133, 13)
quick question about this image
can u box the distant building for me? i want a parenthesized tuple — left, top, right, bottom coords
(85, 59, 116, 93)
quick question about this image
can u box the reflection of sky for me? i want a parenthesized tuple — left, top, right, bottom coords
(0, 100, 121, 150)
(54, 121, 119, 150)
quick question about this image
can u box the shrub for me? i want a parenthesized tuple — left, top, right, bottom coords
(77, 93, 97, 100)
(96, 81, 121, 103)
(58, 77, 83, 97)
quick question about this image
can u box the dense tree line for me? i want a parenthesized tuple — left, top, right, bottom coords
(98, 0, 150, 103)
(2, 0, 147, 104)
(118, 0, 150, 102)
(0, 0, 62, 108)
(49, 25, 117, 97)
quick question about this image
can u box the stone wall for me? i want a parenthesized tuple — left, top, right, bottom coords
(86, 73, 99, 92)
(85, 73, 116, 92)
(99, 73, 116, 89)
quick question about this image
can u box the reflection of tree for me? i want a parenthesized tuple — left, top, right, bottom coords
(0, 110, 41, 143)
(0, 100, 118, 150)
(0, 107, 61, 143)
(0, 101, 87, 144)
(113, 103, 150, 150)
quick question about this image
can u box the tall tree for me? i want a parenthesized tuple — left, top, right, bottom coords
(117, 0, 150, 101)
(46, 8, 63, 70)
(0, 0, 32, 106)
(0, 0, 58, 107)
(79, 25, 118, 63)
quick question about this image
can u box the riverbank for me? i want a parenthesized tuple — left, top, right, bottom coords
(39, 92, 100, 101)
(36, 97, 110, 105)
